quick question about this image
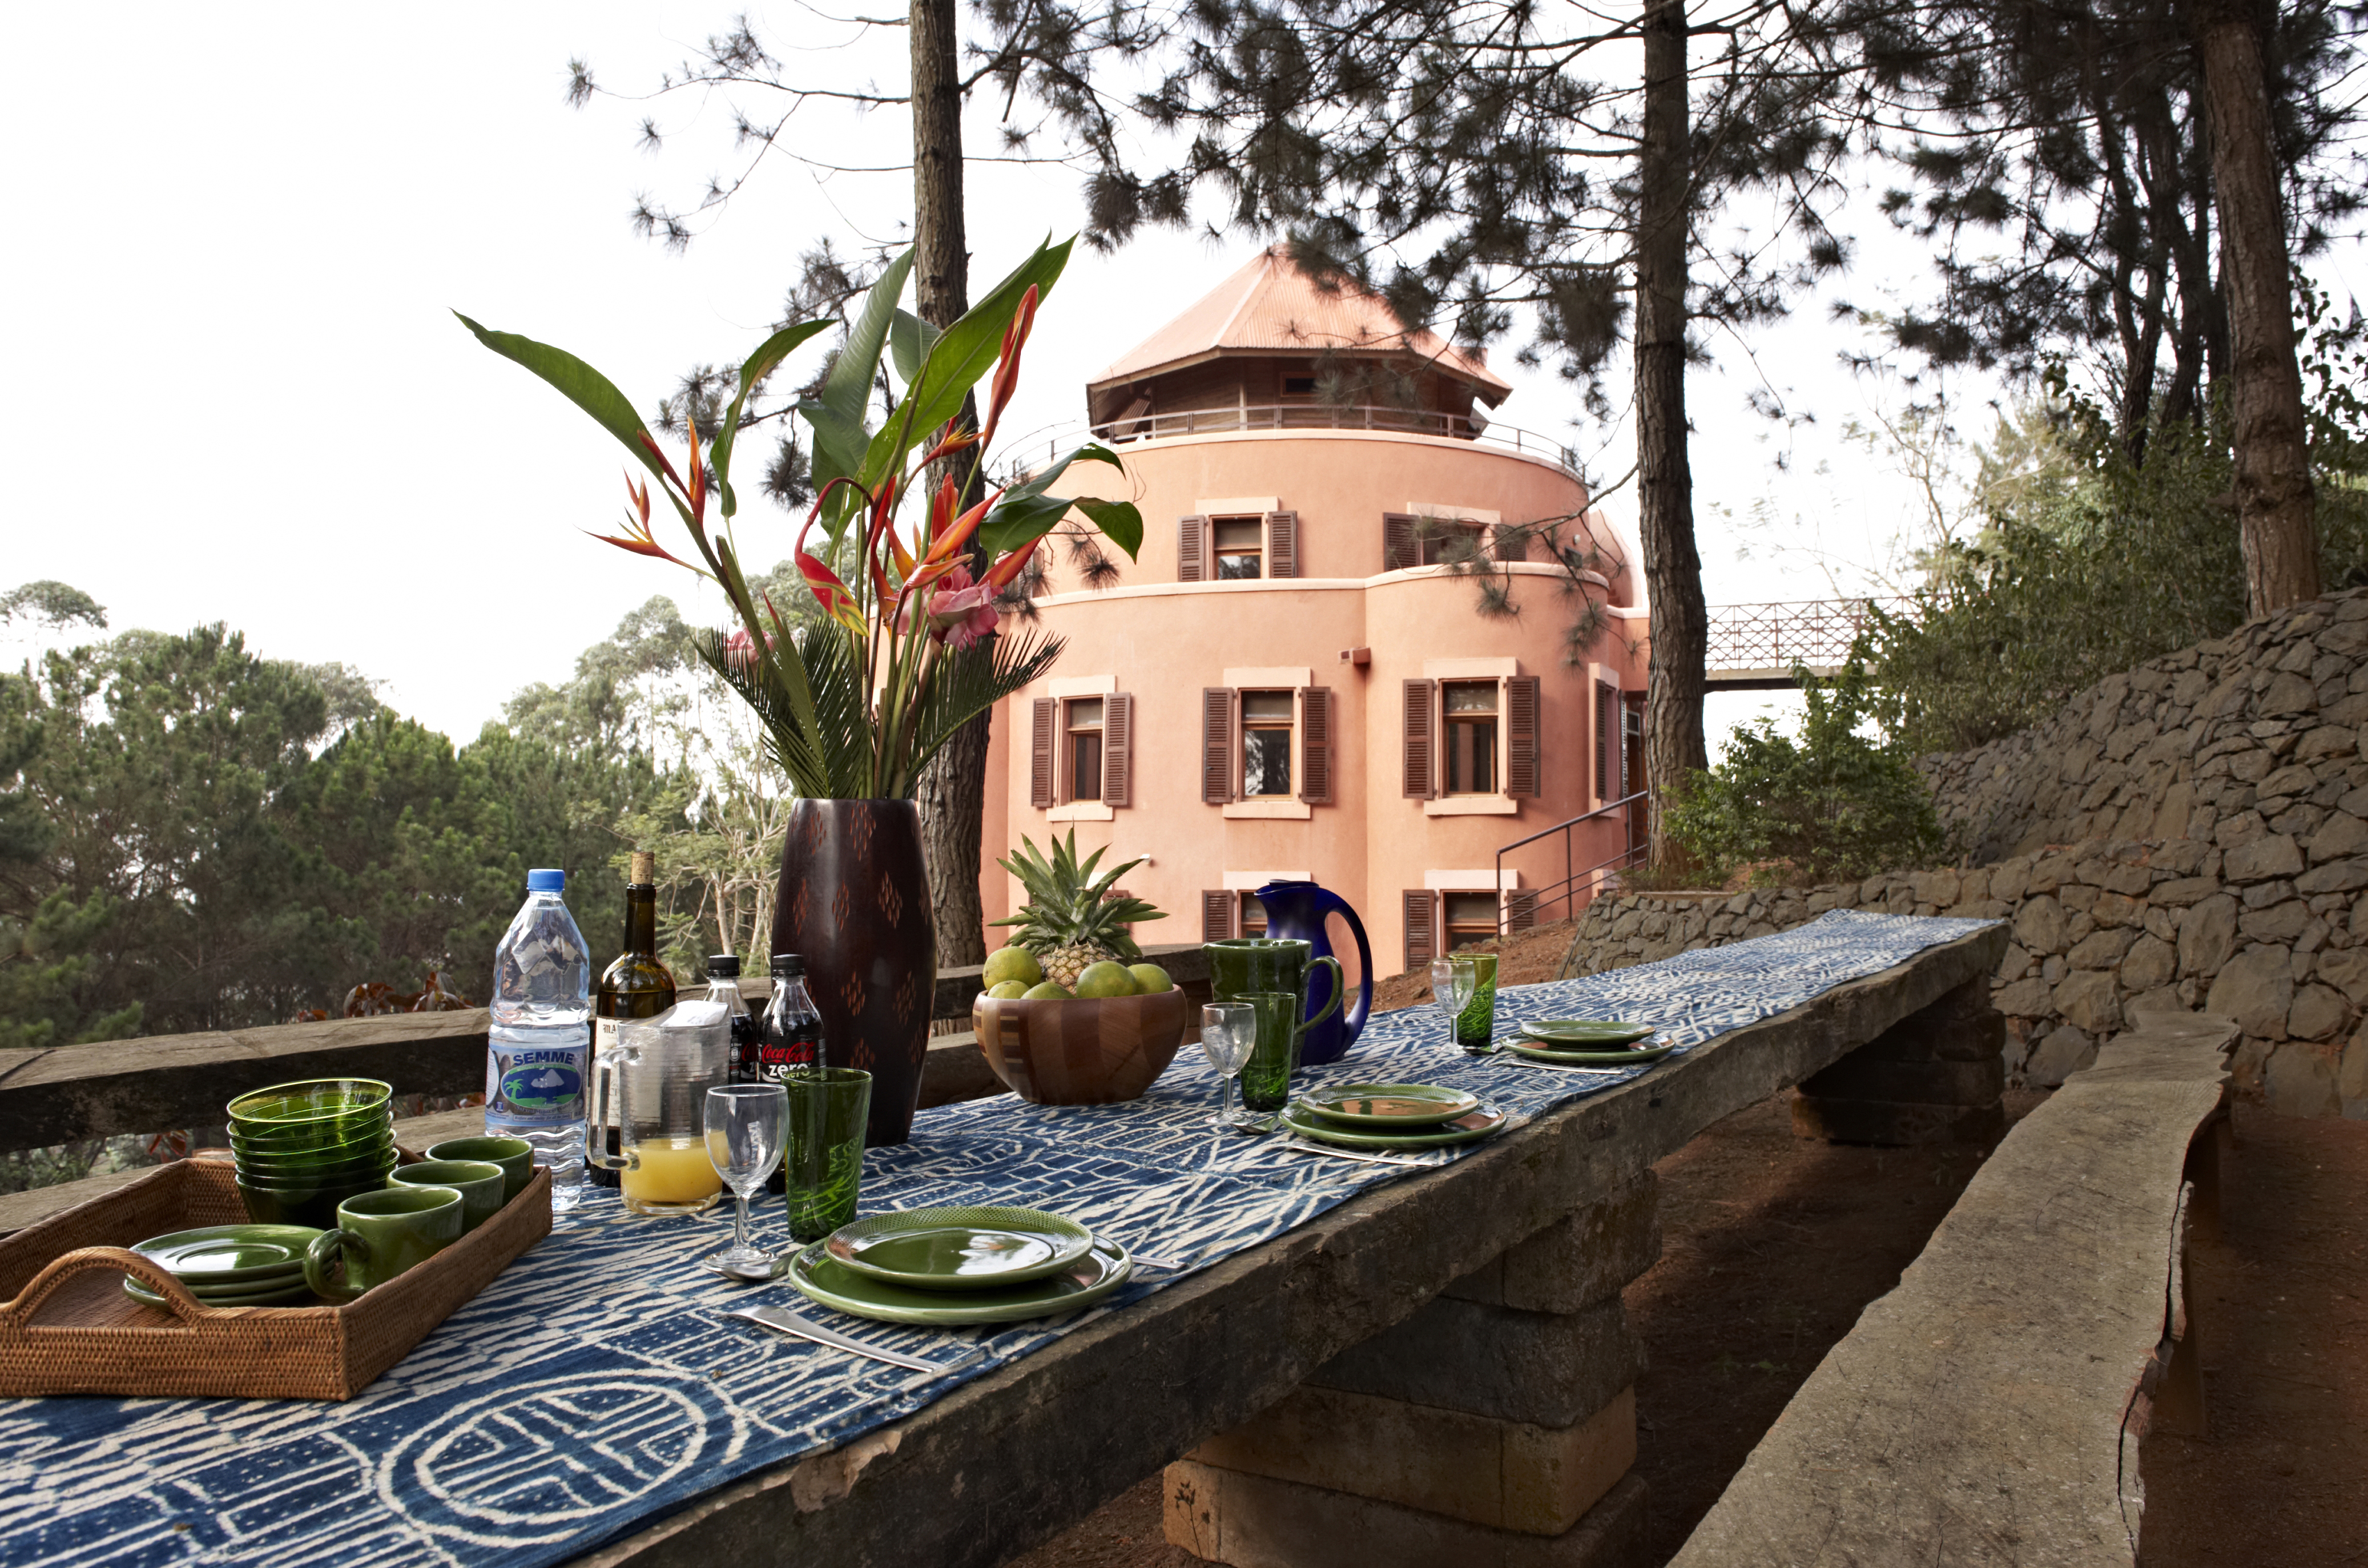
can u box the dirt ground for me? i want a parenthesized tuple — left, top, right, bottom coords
(1005, 1087, 2046, 1567)
(2139, 1103, 2368, 1564)
(1365, 918, 1582, 1016)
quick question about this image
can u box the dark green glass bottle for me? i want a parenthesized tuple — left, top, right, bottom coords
(590, 850, 676, 1188)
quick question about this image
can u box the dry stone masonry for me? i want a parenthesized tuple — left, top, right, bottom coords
(1563, 587, 2368, 1120)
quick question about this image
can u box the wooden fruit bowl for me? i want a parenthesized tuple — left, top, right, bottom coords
(971, 989, 1193, 1105)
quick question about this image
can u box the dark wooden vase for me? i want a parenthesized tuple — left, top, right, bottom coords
(770, 799, 938, 1146)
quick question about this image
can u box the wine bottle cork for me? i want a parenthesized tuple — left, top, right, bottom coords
(630, 850, 655, 885)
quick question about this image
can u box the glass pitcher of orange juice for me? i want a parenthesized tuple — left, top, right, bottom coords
(590, 1001, 728, 1215)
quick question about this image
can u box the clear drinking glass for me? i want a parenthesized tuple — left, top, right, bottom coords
(1431, 957, 1478, 1045)
(1201, 1002, 1258, 1130)
(704, 1083, 787, 1275)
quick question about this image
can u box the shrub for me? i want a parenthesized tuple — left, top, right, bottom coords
(1668, 660, 1948, 884)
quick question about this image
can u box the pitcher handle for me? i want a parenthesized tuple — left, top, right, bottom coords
(587, 1046, 637, 1172)
(1334, 901, 1375, 1040)
(1297, 957, 1344, 1039)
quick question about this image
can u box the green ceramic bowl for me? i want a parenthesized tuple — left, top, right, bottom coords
(424, 1137, 534, 1203)
(231, 1127, 393, 1168)
(229, 1115, 392, 1155)
(235, 1172, 393, 1230)
(236, 1147, 397, 1189)
(389, 1160, 506, 1231)
(225, 1078, 393, 1132)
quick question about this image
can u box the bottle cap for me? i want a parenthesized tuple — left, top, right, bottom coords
(770, 953, 805, 978)
(706, 954, 741, 978)
(629, 850, 656, 884)
(526, 868, 565, 892)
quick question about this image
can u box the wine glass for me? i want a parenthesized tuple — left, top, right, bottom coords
(703, 1083, 787, 1278)
(1201, 1002, 1258, 1130)
(1431, 957, 1477, 1047)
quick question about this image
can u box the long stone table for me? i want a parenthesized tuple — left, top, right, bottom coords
(0, 913, 2004, 1568)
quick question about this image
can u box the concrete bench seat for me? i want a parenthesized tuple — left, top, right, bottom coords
(1670, 1010, 2237, 1567)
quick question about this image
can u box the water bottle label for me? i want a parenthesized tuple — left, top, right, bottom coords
(487, 1043, 587, 1124)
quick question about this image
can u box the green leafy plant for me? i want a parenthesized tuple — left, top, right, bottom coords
(1666, 660, 1948, 885)
(459, 236, 1142, 799)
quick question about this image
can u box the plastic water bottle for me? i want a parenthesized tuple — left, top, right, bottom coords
(487, 868, 593, 1211)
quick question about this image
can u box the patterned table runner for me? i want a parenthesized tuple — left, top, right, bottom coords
(0, 910, 1990, 1567)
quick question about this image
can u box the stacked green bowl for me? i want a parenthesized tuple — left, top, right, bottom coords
(226, 1078, 397, 1228)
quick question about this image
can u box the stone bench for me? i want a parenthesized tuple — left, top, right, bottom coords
(1669, 1010, 2237, 1567)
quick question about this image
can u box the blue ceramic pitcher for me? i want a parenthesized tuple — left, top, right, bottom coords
(1253, 880, 1374, 1066)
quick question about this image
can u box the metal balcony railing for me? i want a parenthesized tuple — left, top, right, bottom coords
(998, 406, 1583, 478)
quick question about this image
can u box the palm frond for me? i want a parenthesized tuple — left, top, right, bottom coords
(899, 627, 1065, 792)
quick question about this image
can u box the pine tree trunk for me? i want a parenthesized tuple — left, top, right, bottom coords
(1637, 0, 1707, 872)
(911, 0, 991, 966)
(2196, 1, 2319, 617)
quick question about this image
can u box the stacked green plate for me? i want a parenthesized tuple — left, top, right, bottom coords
(225, 1078, 397, 1228)
(791, 1206, 1133, 1325)
(1283, 1081, 1509, 1151)
(1507, 1019, 1675, 1066)
(121, 1224, 323, 1308)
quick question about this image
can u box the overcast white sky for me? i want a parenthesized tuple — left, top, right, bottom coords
(15, 3, 2321, 751)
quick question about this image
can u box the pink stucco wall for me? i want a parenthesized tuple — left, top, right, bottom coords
(976, 428, 1650, 977)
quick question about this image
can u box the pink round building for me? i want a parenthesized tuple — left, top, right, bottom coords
(984, 249, 1652, 980)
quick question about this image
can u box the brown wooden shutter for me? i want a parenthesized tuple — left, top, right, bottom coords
(1201, 687, 1237, 804)
(1505, 675, 1541, 797)
(1383, 513, 1419, 571)
(1029, 697, 1057, 808)
(1298, 686, 1334, 804)
(1492, 523, 1528, 562)
(1202, 889, 1235, 941)
(1402, 678, 1436, 799)
(1267, 510, 1299, 578)
(1595, 682, 1616, 801)
(1403, 890, 1436, 972)
(1178, 515, 1208, 582)
(1103, 692, 1134, 808)
(1506, 890, 1539, 932)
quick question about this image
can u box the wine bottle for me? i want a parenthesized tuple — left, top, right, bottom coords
(590, 850, 676, 1189)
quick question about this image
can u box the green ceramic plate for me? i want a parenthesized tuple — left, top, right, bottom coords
(1519, 1019, 1656, 1046)
(1294, 1083, 1481, 1128)
(1279, 1103, 1508, 1150)
(1505, 1038, 1677, 1067)
(824, 1206, 1096, 1291)
(130, 1224, 324, 1284)
(788, 1236, 1134, 1325)
(123, 1275, 316, 1309)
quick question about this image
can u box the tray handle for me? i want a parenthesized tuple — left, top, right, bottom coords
(0, 1245, 211, 1329)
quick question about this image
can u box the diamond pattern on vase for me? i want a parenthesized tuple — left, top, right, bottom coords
(878, 873, 904, 929)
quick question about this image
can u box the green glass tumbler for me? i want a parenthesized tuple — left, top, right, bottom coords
(1453, 952, 1499, 1053)
(784, 1069, 872, 1243)
(1235, 991, 1305, 1127)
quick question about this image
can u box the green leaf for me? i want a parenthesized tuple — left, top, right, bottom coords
(454, 311, 668, 483)
(1073, 497, 1144, 559)
(712, 319, 833, 518)
(811, 250, 915, 489)
(856, 237, 1074, 492)
(889, 309, 942, 386)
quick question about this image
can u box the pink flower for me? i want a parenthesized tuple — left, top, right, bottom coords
(724, 626, 772, 668)
(922, 564, 1000, 650)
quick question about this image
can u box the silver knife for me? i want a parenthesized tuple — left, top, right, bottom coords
(1273, 1137, 1449, 1170)
(724, 1306, 983, 1374)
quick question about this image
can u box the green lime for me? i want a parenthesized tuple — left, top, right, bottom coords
(1021, 981, 1074, 1001)
(986, 980, 1029, 999)
(1126, 963, 1173, 994)
(1073, 961, 1140, 998)
(984, 946, 1044, 987)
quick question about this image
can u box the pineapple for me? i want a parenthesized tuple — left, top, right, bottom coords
(992, 832, 1167, 987)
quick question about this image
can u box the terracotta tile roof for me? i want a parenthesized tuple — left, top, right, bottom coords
(1088, 247, 1512, 404)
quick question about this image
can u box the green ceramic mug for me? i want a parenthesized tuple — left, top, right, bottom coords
(426, 1136, 534, 1203)
(1205, 938, 1344, 1045)
(390, 1159, 506, 1231)
(302, 1186, 464, 1301)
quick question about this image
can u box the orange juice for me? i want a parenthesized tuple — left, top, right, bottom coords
(622, 1137, 723, 1208)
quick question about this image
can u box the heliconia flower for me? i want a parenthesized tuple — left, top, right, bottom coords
(917, 424, 981, 469)
(723, 626, 771, 668)
(978, 285, 1038, 452)
(591, 467, 692, 567)
(634, 430, 686, 491)
(794, 512, 865, 634)
(983, 534, 1041, 593)
(919, 485, 1004, 569)
(684, 416, 708, 522)
(918, 563, 1000, 650)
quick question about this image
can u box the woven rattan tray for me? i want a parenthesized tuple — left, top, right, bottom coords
(0, 1149, 552, 1400)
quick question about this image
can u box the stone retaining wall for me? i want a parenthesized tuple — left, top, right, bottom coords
(1564, 837, 2367, 1117)
(1562, 587, 2368, 1120)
